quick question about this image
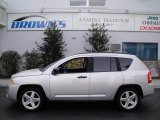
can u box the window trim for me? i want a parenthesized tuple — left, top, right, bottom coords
(115, 57, 121, 71)
(111, 57, 121, 72)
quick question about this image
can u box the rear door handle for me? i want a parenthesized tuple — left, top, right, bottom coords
(77, 76, 87, 78)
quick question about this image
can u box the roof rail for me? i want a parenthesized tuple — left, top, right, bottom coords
(74, 52, 131, 55)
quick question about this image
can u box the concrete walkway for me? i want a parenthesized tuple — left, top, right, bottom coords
(0, 78, 160, 88)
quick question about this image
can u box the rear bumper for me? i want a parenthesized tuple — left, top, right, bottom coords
(141, 83, 154, 97)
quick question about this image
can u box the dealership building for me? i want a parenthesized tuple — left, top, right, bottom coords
(0, 0, 160, 61)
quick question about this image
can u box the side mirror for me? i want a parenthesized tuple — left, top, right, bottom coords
(53, 67, 59, 75)
(52, 66, 65, 75)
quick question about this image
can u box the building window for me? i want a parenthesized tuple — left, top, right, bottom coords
(122, 43, 158, 61)
(70, 0, 87, 7)
(89, 0, 106, 6)
(70, 0, 106, 7)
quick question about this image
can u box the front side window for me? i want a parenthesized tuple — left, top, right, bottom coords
(93, 57, 110, 72)
(59, 57, 88, 73)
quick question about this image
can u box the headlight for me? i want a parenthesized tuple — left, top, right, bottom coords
(8, 79, 15, 85)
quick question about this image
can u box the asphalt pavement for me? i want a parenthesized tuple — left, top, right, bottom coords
(0, 87, 160, 120)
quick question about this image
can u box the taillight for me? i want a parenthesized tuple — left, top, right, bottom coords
(147, 71, 152, 83)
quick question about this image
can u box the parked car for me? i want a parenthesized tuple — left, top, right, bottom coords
(6, 53, 154, 111)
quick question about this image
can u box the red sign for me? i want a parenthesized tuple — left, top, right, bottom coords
(140, 26, 160, 31)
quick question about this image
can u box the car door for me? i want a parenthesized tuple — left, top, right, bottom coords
(50, 57, 90, 100)
(89, 57, 123, 100)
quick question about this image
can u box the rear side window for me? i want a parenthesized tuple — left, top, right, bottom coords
(119, 58, 133, 71)
(93, 57, 110, 72)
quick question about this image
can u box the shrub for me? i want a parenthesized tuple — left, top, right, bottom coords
(0, 50, 20, 77)
(22, 49, 41, 70)
(84, 23, 111, 52)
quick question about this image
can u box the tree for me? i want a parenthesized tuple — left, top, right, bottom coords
(0, 50, 20, 77)
(84, 23, 111, 52)
(36, 22, 66, 67)
(22, 49, 41, 70)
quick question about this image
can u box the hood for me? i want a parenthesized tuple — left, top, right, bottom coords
(12, 69, 43, 78)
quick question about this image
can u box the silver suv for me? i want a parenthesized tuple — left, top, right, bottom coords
(7, 53, 154, 111)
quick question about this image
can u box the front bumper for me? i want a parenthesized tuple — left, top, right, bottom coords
(6, 84, 19, 101)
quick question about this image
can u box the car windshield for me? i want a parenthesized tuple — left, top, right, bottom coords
(39, 58, 64, 72)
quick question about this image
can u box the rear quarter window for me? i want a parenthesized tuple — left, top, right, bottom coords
(119, 58, 133, 71)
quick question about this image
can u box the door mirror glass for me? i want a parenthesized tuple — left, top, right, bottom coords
(52, 66, 65, 75)
(53, 67, 59, 75)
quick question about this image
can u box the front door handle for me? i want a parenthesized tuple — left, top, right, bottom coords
(77, 76, 87, 78)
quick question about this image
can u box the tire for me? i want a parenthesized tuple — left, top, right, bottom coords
(116, 88, 140, 111)
(18, 88, 45, 111)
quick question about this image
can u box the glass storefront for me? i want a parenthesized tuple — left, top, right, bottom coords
(123, 42, 158, 61)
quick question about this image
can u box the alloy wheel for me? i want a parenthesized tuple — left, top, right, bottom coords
(22, 91, 41, 110)
(120, 91, 138, 110)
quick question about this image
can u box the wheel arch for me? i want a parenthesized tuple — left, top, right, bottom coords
(114, 84, 144, 100)
(17, 84, 47, 101)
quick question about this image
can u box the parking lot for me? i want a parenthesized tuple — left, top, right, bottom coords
(0, 87, 160, 120)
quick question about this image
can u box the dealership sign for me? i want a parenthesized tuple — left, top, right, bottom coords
(11, 15, 66, 29)
(135, 15, 160, 31)
(8, 13, 72, 30)
(8, 13, 160, 32)
(72, 13, 134, 31)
